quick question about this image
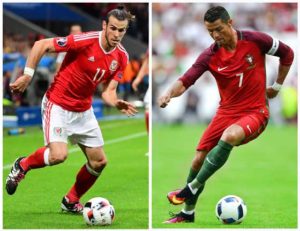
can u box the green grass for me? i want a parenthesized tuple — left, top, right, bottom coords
(3, 118, 148, 229)
(152, 123, 297, 228)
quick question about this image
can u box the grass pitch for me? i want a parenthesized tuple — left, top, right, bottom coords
(3, 118, 148, 229)
(152, 123, 297, 228)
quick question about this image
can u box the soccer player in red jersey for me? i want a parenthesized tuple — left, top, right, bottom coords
(158, 6, 294, 223)
(6, 6, 138, 213)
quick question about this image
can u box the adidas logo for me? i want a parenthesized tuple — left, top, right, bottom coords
(88, 56, 95, 62)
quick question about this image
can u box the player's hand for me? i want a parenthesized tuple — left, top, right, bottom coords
(158, 94, 171, 108)
(115, 99, 138, 116)
(9, 75, 32, 94)
(266, 86, 279, 99)
(132, 81, 139, 92)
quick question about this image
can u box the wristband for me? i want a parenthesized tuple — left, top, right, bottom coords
(271, 82, 282, 91)
(24, 67, 35, 78)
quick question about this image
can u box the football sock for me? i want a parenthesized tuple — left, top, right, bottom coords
(186, 168, 198, 183)
(20, 147, 49, 172)
(184, 184, 205, 211)
(176, 185, 194, 198)
(66, 163, 100, 202)
(191, 140, 233, 191)
(182, 209, 195, 215)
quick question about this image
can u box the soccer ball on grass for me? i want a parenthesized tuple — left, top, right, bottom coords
(83, 197, 115, 226)
(215, 195, 247, 224)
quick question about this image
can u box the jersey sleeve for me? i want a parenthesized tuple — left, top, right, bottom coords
(179, 47, 212, 89)
(243, 31, 294, 66)
(53, 34, 75, 52)
(53, 32, 99, 53)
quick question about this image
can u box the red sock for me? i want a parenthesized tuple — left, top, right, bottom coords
(20, 147, 48, 172)
(66, 164, 98, 202)
(145, 111, 149, 133)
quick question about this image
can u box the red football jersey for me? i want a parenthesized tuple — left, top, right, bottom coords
(180, 30, 293, 115)
(46, 31, 129, 112)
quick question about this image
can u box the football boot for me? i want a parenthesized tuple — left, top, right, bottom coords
(6, 157, 26, 195)
(163, 211, 195, 223)
(61, 196, 84, 214)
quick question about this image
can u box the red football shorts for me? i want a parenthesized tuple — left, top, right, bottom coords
(197, 108, 269, 152)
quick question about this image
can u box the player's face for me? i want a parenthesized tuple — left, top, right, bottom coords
(205, 19, 233, 47)
(103, 16, 128, 49)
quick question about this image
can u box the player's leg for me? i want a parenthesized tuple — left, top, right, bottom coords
(169, 112, 268, 205)
(164, 150, 207, 223)
(20, 142, 68, 170)
(62, 107, 105, 213)
(62, 145, 107, 213)
(188, 113, 268, 194)
(6, 97, 68, 195)
(66, 144, 107, 202)
(184, 150, 208, 210)
(170, 124, 243, 204)
(187, 124, 243, 191)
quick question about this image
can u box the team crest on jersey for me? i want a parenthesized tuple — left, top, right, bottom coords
(109, 60, 118, 71)
(245, 54, 256, 70)
(57, 37, 68, 47)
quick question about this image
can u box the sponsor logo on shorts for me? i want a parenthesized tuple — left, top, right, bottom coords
(57, 37, 67, 47)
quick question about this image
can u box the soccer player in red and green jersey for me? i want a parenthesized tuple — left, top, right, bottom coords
(158, 6, 294, 223)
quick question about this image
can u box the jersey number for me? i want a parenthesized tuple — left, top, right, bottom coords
(236, 73, 244, 87)
(93, 68, 106, 82)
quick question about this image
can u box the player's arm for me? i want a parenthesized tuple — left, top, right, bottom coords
(158, 47, 211, 108)
(102, 79, 138, 116)
(248, 31, 294, 99)
(10, 38, 55, 94)
(266, 64, 291, 99)
(158, 80, 186, 108)
(132, 56, 148, 92)
(266, 41, 294, 98)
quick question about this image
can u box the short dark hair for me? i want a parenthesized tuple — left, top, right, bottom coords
(105, 5, 135, 23)
(204, 6, 230, 23)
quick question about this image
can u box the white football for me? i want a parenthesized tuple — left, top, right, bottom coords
(83, 197, 115, 226)
(216, 195, 247, 224)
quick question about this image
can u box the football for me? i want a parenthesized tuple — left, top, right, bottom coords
(83, 197, 115, 226)
(215, 195, 247, 224)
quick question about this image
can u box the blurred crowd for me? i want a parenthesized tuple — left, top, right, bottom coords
(152, 3, 297, 125)
(73, 3, 148, 43)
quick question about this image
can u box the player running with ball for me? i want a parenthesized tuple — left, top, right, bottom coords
(6, 6, 137, 213)
(158, 6, 294, 223)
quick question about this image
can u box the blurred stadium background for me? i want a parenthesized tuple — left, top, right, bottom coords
(152, 2, 297, 228)
(3, 3, 149, 128)
(152, 2, 297, 125)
